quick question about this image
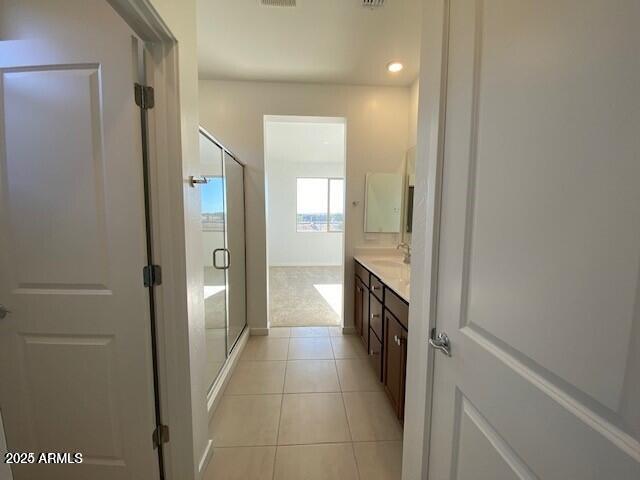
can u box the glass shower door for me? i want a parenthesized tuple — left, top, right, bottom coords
(199, 134, 228, 391)
(224, 152, 247, 352)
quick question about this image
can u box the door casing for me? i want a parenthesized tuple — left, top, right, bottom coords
(401, 0, 450, 478)
(100, 2, 198, 479)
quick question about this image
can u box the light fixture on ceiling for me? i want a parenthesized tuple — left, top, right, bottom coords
(387, 62, 404, 73)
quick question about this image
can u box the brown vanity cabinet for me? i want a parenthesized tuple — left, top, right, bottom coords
(353, 259, 410, 422)
(354, 277, 364, 337)
(384, 310, 408, 420)
(369, 294, 383, 343)
(368, 328, 383, 379)
(354, 263, 369, 351)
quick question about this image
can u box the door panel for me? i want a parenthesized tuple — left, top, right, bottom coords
(427, 0, 640, 479)
(4, 67, 110, 291)
(0, 1, 159, 479)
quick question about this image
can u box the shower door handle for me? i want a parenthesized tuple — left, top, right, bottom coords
(213, 248, 231, 270)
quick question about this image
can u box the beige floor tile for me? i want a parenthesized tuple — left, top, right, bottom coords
(330, 335, 368, 359)
(210, 394, 282, 446)
(353, 441, 403, 480)
(336, 359, 383, 392)
(269, 327, 292, 338)
(328, 327, 344, 336)
(342, 392, 403, 441)
(225, 361, 286, 395)
(290, 326, 330, 337)
(204, 447, 276, 480)
(288, 337, 333, 360)
(241, 337, 289, 361)
(284, 360, 340, 393)
(274, 444, 359, 480)
(278, 393, 351, 445)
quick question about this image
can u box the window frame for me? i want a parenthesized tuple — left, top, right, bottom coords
(295, 176, 345, 233)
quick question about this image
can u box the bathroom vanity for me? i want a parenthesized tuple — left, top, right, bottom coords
(353, 255, 410, 421)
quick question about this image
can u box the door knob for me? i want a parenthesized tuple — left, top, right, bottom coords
(429, 330, 451, 357)
(0, 304, 11, 319)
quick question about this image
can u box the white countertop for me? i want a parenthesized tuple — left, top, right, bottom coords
(353, 253, 410, 303)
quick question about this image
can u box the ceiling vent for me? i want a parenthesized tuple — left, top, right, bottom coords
(260, 0, 296, 7)
(362, 0, 385, 8)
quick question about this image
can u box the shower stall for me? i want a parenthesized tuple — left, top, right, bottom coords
(197, 127, 247, 394)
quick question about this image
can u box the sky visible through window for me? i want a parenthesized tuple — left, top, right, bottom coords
(201, 177, 225, 213)
(201, 177, 225, 232)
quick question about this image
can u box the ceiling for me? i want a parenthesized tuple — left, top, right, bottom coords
(197, 0, 423, 86)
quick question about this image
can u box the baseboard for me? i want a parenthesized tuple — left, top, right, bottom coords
(206, 327, 250, 419)
(197, 439, 213, 475)
(250, 327, 269, 336)
(342, 326, 356, 334)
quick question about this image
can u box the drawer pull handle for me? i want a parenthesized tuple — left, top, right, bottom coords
(370, 313, 380, 320)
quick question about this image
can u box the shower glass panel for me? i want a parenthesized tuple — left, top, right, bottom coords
(199, 134, 228, 392)
(199, 128, 247, 393)
(224, 152, 247, 351)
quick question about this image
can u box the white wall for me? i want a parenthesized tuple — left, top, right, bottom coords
(408, 78, 420, 147)
(199, 80, 410, 329)
(265, 120, 345, 267)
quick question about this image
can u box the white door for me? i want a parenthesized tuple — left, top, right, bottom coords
(426, 0, 640, 478)
(0, 1, 160, 479)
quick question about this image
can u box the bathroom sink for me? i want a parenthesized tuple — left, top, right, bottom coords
(371, 259, 406, 268)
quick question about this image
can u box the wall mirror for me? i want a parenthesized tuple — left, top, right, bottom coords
(402, 146, 416, 244)
(364, 172, 403, 233)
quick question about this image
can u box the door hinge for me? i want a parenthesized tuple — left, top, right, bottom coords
(134, 83, 155, 109)
(143, 265, 162, 287)
(152, 424, 170, 449)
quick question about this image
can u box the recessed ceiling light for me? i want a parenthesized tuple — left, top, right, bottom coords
(387, 62, 404, 73)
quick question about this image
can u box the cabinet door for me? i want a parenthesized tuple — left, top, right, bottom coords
(360, 285, 369, 351)
(369, 293, 383, 341)
(354, 277, 363, 336)
(384, 311, 406, 419)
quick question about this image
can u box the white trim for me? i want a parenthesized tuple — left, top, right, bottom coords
(264, 114, 347, 125)
(263, 115, 349, 332)
(197, 440, 213, 475)
(106, 2, 194, 479)
(401, 0, 449, 479)
(268, 262, 343, 267)
(251, 327, 270, 336)
(206, 327, 251, 418)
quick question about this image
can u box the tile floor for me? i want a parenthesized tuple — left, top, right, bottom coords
(205, 326, 403, 480)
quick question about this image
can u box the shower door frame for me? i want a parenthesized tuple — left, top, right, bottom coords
(199, 127, 248, 403)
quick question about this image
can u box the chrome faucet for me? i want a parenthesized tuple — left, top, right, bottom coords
(397, 242, 411, 264)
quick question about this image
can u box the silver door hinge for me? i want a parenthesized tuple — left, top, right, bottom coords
(152, 424, 169, 449)
(134, 83, 155, 109)
(143, 265, 162, 287)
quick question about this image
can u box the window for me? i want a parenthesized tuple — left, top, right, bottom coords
(296, 177, 344, 232)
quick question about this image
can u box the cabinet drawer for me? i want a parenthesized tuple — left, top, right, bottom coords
(355, 261, 370, 287)
(385, 288, 409, 329)
(368, 330, 382, 380)
(369, 294, 383, 341)
(370, 275, 384, 302)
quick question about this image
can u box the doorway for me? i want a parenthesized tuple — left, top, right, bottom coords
(264, 116, 347, 328)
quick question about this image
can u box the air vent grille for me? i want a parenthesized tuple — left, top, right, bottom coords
(260, 0, 296, 7)
(362, 0, 385, 8)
